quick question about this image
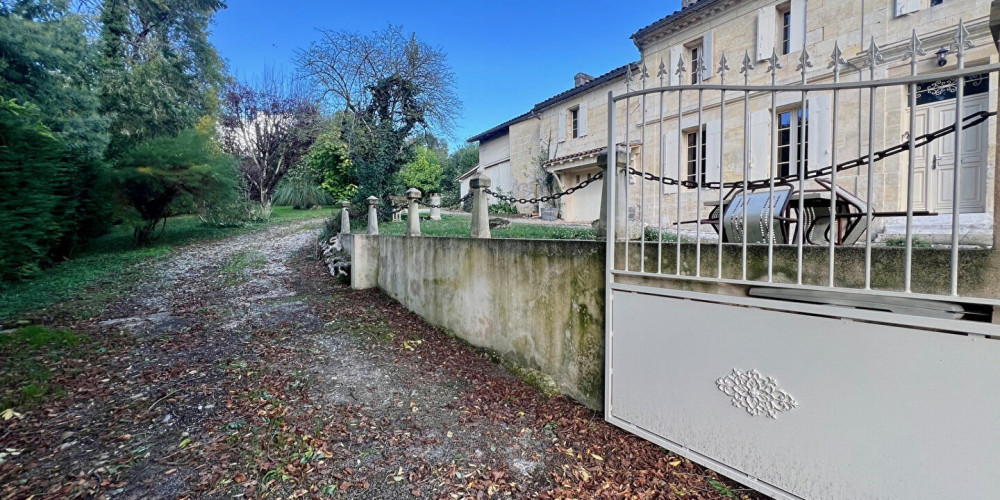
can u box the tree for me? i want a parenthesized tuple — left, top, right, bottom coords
(442, 144, 478, 203)
(113, 126, 239, 244)
(98, 0, 226, 159)
(219, 72, 321, 215)
(0, 1, 111, 258)
(297, 25, 461, 213)
(0, 99, 67, 281)
(311, 134, 356, 203)
(297, 24, 460, 136)
(400, 146, 442, 194)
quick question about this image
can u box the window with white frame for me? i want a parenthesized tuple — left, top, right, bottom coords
(776, 108, 808, 177)
(778, 4, 792, 55)
(689, 44, 702, 84)
(570, 107, 580, 138)
(685, 128, 707, 185)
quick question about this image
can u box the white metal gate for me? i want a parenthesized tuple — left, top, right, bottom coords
(604, 23, 1000, 500)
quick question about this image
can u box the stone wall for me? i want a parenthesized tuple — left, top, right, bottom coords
(340, 234, 606, 409)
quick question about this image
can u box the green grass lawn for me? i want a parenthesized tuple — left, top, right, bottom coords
(0, 206, 334, 322)
(359, 214, 599, 240)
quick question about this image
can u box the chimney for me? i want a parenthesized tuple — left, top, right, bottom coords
(682, 0, 700, 7)
(574, 72, 595, 88)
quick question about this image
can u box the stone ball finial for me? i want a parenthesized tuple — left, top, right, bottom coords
(469, 172, 492, 189)
(406, 187, 422, 199)
(367, 196, 379, 206)
(341, 200, 351, 208)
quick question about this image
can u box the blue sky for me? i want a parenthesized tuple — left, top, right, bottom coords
(210, 1, 682, 150)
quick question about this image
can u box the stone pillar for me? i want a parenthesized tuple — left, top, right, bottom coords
(340, 200, 351, 235)
(367, 196, 379, 235)
(595, 151, 628, 241)
(406, 188, 422, 237)
(470, 173, 492, 239)
(430, 193, 442, 220)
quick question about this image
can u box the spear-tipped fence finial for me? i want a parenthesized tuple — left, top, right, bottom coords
(796, 47, 813, 74)
(903, 29, 926, 62)
(765, 48, 782, 75)
(951, 19, 972, 54)
(740, 50, 754, 81)
(863, 37, 883, 73)
(717, 51, 730, 79)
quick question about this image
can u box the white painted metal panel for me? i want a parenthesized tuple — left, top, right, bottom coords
(609, 288, 1000, 500)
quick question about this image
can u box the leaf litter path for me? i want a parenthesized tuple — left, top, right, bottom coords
(0, 220, 763, 500)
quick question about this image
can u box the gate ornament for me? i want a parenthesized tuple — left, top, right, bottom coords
(716, 369, 797, 418)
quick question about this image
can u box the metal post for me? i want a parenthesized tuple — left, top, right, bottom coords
(950, 21, 970, 296)
(367, 196, 379, 235)
(903, 31, 924, 292)
(406, 188, 422, 237)
(470, 173, 491, 239)
(340, 200, 351, 235)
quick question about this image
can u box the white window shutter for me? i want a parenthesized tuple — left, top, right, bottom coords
(578, 102, 588, 137)
(749, 110, 771, 180)
(706, 119, 722, 183)
(807, 94, 833, 170)
(702, 31, 714, 81)
(669, 45, 683, 86)
(663, 129, 679, 194)
(789, 0, 806, 53)
(756, 6, 776, 61)
(558, 111, 566, 142)
(895, 0, 920, 17)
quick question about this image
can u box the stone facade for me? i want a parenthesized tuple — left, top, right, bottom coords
(470, 0, 998, 238)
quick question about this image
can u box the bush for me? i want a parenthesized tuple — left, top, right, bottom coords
(113, 127, 241, 244)
(274, 176, 334, 208)
(0, 100, 66, 281)
(487, 188, 518, 215)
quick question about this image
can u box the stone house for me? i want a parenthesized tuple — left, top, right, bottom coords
(469, 0, 997, 242)
(464, 65, 636, 221)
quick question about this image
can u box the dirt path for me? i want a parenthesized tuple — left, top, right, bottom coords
(0, 221, 759, 499)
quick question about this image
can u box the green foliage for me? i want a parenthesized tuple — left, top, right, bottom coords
(400, 146, 442, 194)
(274, 177, 335, 208)
(99, 0, 226, 159)
(375, 214, 597, 240)
(0, 0, 108, 157)
(0, 2, 113, 263)
(0, 325, 85, 411)
(112, 127, 241, 244)
(0, 99, 67, 280)
(488, 188, 518, 215)
(311, 134, 356, 203)
(442, 144, 478, 205)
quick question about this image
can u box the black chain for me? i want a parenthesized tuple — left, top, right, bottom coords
(416, 191, 474, 209)
(628, 110, 995, 190)
(483, 172, 604, 205)
(342, 192, 472, 220)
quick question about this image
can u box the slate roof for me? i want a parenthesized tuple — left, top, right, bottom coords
(467, 62, 638, 144)
(630, 0, 729, 49)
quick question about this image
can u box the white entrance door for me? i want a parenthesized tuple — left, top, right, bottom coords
(912, 93, 988, 213)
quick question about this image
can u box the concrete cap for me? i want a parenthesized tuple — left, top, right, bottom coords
(406, 187, 422, 199)
(367, 196, 379, 205)
(341, 200, 351, 208)
(469, 173, 492, 189)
